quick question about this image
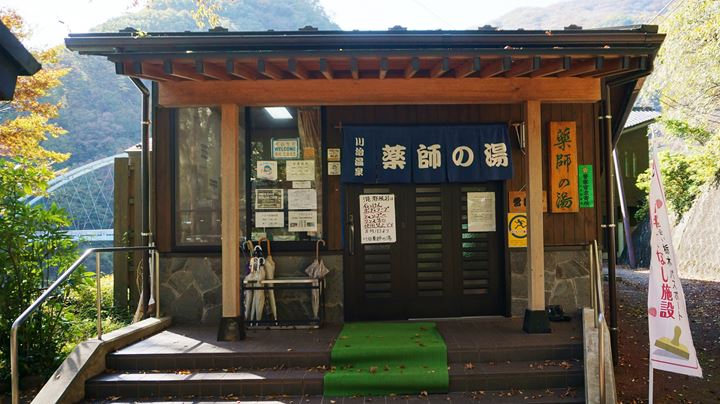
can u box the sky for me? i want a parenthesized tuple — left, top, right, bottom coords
(3, 0, 560, 49)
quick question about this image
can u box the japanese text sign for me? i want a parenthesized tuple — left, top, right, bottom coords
(359, 194, 397, 244)
(341, 125, 512, 184)
(508, 191, 547, 213)
(578, 164, 594, 208)
(648, 156, 702, 377)
(271, 138, 300, 159)
(549, 122, 579, 213)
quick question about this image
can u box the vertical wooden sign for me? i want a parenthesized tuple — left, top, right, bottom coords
(549, 121, 579, 213)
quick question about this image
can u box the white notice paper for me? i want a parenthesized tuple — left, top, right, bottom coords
(328, 161, 341, 176)
(255, 211, 284, 228)
(467, 192, 496, 232)
(288, 210, 318, 232)
(292, 181, 312, 189)
(288, 189, 317, 210)
(286, 160, 315, 181)
(256, 161, 278, 181)
(360, 194, 396, 244)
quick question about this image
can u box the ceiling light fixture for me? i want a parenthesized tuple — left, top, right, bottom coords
(264, 107, 292, 119)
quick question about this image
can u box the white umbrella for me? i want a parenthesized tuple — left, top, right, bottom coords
(304, 239, 330, 319)
(251, 246, 266, 322)
(261, 238, 278, 321)
(243, 240, 255, 319)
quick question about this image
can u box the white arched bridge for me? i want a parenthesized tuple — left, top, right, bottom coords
(28, 154, 123, 242)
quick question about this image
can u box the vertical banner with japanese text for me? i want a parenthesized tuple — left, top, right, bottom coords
(549, 122, 579, 213)
(648, 157, 702, 377)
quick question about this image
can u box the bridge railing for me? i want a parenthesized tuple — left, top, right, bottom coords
(10, 245, 159, 404)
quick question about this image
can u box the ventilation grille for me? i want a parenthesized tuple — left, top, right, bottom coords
(460, 186, 492, 295)
(415, 186, 444, 297)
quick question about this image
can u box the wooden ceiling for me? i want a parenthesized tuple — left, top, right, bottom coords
(119, 54, 647, 83)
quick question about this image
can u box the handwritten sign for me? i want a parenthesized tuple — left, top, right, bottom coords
(507, 213, 528, 248)
(286, 160, 315, 181)
(549, 122, 579, 213)
(255, 189, 284, 210)
(271, 138, 300, 159)
(508, 191, 548, 213)
(360, 194, 396, 244)
(467, 192, 495, 232)
(579, 165, 594, 208)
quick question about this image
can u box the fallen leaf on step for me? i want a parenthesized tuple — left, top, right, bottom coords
(420, 390, 428, 398)
(369, 366, 378, 373)
(465, 362, 475, 370)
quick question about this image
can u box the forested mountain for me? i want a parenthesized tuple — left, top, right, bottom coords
(46, 0, 338, 168)
(491, 0, 667, 30)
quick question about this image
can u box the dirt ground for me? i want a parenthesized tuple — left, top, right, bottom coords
(613, 267, 720, 403)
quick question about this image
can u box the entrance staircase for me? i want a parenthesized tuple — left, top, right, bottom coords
(84, 320, 584, 402)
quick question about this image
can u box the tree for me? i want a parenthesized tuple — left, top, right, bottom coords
(0, 9, 69, 168)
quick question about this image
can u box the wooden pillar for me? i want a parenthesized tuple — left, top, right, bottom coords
(218, 104, 245, 341)
(523, 100, 550, 333)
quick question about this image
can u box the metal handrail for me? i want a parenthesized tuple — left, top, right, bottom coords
(590, 240, 606, 403)
(10, 245, 158, 404)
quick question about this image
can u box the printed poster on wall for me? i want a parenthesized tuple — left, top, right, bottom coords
(256, 161, 278, 181)
(271, 138, 300, 159)
(327, 148, 341, 162)
(647, 156, 702, 377)
(255, 189, 284, 210)
(288, 210, 318, 232)
(286, 160, 315, 181)
(328, 161, 341, 176)
(507, 213, 527, 248)
(549, 122, 579, 213)
(467, 192, 496, 232)
(508, 191, 548, 213)
(360, 194, 396, 244)
(255, 211, 284, 228)
(287, 189, 317, 210)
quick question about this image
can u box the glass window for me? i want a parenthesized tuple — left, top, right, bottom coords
(175, 107, 222, 245)
(248, 107, 323, 243)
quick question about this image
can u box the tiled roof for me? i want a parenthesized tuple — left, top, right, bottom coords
(624, 108, 660, 129)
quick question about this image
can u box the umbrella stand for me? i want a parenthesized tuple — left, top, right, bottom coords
(259, 238, 278, 322)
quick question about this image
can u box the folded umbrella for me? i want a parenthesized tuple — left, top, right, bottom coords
(243, 240, 255, 319)
(304, 239, 330, 319)
(251, 245, 266, 322)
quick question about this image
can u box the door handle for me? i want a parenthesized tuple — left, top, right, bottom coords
(348, 213, 355, 256)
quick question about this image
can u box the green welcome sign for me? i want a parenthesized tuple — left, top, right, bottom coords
(579, 164, 594, 208)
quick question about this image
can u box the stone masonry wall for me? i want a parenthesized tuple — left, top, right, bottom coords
(510, 246, 592, 316)
(159, 253, 343, 324)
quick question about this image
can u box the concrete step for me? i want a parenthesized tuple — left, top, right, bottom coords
(447, 342, 583, 363)
(448, 359, 584, 392)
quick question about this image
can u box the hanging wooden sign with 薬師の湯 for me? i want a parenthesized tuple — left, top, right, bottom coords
(549, 121, 579, 213)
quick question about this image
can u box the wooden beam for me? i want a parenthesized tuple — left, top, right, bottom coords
(226, 59, 257, 80)
(288, 58, 309, 80)
(505, 57, 541, 78)
(258, 59, 285, 80)
(479, 56, 512, 78)
(454, 57, 481, 78)
(196, 60, 233, 80)
(530, 57, 571, 78)
(524, 99, 545, 312)
(430, 57, 449, 78)
(350, 57, 359, 80)
(136, 62, 173, 82)
(159, 77, 602, 106)
(557, 56, 604, 77)
(319, 58, 333, 80)
(379, 57, 389, 79)
(221, 104, 242, 318)
(163, 60, 208, 81)
(404, 57, 420, 79)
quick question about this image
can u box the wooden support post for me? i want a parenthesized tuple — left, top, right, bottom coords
(218, 103, 245, 341)
(113, 156, 130, 313)
(523, 99, 550, 333)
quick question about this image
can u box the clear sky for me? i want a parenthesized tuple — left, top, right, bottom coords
(3, 0, 560, 49)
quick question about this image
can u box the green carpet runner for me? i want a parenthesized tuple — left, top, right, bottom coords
(323, 322, 449, 396)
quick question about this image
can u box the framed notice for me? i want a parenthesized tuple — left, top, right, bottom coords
(286, 160, 315, 181)
(359, 194, 397, 244)
(255, 189, 284, 210)
(549, 121, 579, 213)
(288, 189, 317, 210)
(288, 210, 318, 232)
(508, 191, 548, 213)
(467, 192, 495, 232)
(256, 161, 278, 181)
(328, 161, 341, 176)
(271, 138, 300, 160)
(255, 211, 284, 228)
(507, 213, 528, 248)
(327, 148, 341, 162)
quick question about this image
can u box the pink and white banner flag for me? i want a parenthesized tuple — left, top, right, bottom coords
(647, 155, 702, 377)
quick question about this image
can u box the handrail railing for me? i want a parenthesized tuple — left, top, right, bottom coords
(10, 245, 158, 404)
(590, 240, 606, 403)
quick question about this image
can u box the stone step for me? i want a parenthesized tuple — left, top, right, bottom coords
(448, 359, 584, 392)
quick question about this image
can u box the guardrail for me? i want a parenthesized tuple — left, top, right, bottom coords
(589, 240, 606, 403)
(10, 245, 159, 404)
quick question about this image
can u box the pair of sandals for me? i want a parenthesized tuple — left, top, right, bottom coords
(546, 305, 572, 322)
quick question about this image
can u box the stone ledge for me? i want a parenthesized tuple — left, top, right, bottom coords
(32, 316, 172, 404)
(582, 308, 616, 404)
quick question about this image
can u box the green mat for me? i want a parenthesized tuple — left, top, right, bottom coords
(323, 322, 449, 396)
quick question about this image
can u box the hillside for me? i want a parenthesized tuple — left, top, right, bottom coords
(46, 0, 338, 168)
(491, 0, 668, 30)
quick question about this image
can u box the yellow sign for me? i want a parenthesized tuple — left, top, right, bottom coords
(507, 213, 528, 248)
(508, 191, 547, 213)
